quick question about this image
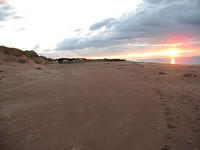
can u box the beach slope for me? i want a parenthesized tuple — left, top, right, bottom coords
(0, 62, 200, 150)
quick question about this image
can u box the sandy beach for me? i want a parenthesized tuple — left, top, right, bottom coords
(0, 62, 200, 150)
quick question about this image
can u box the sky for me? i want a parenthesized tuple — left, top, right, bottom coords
(0, 0, 200, 60)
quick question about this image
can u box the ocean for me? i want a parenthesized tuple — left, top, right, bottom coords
(135, 56, 200, 65)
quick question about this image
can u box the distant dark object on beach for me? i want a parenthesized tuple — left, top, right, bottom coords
(57, 58, 126, 64)
(57, 58, 87, 64)
(101, 58, 126, 62)
(158, 71, 167, 75)
(36, 67, 42, 70)
(184, 73, 197, 78)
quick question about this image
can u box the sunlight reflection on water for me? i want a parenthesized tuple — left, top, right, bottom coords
(171, 58, 175, 64)
(135, 56, 200, 65)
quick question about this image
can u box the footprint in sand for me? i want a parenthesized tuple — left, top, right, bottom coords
(164, 106, 171, 111)
(186, 138, 193, 144)
(160, 100, 167, 106)
(161, 144, 171, 150)
(167, 123, 176, 129)
(164, 111, 172, 116)
(166, 133, 173, 139)
(166, 117, 174, 122)
(68, 144, 86, 150)
(192, 127, 200, 132)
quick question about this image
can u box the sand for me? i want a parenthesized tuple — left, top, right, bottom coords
(0, 62, 200, 150)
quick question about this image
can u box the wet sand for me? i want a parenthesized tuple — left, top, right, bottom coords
(0, 62, 200, 150)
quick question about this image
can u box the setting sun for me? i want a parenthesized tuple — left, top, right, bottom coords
(165, 49, 180, 58)
(165, 49, 181, 64)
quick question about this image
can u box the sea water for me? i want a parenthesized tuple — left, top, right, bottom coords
(135, 56, 200, 65)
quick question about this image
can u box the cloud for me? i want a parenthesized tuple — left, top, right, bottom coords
(12, 15, 23, 19)
(0, 4, 15, 21)
(0, 0, 7, 4)
(33, 44, 40, 50)
(0, 3, 22, 21)
(74, 29, 82, 32)
(15, 27, 26, 32)
(56, 36, 123, 50)
(143, 0, 163, 3)
(56, 0, 200, 51)
(90, 18, 115, 31)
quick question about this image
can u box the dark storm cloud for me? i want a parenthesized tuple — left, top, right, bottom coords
(56, 0, 200, 51)
(56, 35, 126, 50)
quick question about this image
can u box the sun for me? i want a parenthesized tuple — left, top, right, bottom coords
(166, 48, 180, 58)
(162, 48, 181, 64)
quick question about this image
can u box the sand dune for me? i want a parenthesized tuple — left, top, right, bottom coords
(0, 62, 200, 150)
(0, 46, 49, 65)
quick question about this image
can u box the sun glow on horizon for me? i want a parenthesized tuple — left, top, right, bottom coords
(165, 48, 180, 58)
(86, 47, 200, 65)
(164, 48, 180, 64)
